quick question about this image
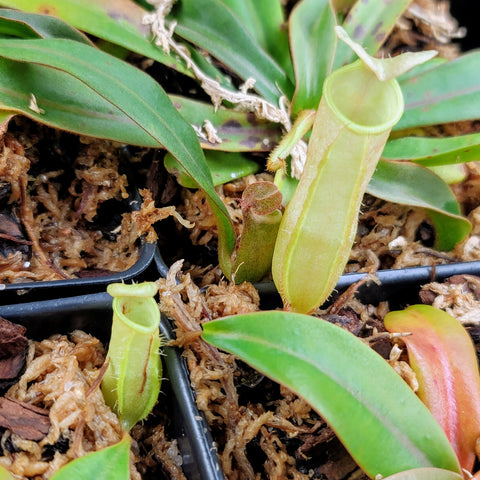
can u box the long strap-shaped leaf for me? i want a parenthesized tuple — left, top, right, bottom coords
(221, 0, 293, 81)
(0, 7, 92, 43)
(385, 305, 480, 474)
(289, 0, 337, 115)
(383, 133, 480, 167)
(396, 51, 480, 130)
(0, 59, 280, 153)
(0, 37, 235, 264)
(0, 57, 160, 145)
(0, 0, 191, 75)
(202, 311, 461, 478)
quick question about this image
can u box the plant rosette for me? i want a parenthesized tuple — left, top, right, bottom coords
(0, 2, 480, 478)
(143, 0, 480, 299)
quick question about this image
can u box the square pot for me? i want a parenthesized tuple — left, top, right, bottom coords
(0, 119, 156, 304)
(0, 177, 156, 304)
(152, 257, 480, 479)
(0, 292, 224, 480)
(0, 229, 156, 306)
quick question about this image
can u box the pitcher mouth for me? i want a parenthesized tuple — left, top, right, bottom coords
(324, 59, 404, 135)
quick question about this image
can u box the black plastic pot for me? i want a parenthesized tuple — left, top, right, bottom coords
(0, 292, 224, 480)
(331, 260, 480, 308)
(154, 244, 480, 478)
(0, 192, 156, 305)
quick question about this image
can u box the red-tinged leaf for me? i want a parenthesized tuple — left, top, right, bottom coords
(384, 304, 480, 474)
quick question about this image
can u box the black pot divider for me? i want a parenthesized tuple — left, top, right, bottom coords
(338, 260, 480, 310)
(154, 246, 480, 310)
(0, 293, 225, 480)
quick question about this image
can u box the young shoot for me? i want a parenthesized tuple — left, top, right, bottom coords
(102, 282, 162, 431)
(231, 181, 283, 283)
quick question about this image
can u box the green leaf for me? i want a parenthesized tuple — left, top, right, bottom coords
(396, 51, 480, 130)
(333, 0, 411, 69)
(289, 0, 336, 115)
(0, 37, 235, 268)
(51, 435, 130, 480)
(0, 109, 13, 128)
(274, 168, 298, 207)
(383, 133, 480, 167)
(382, 469, 463, 480)
(0, 466, 15, 480)
(169, 0, 294, 103)
(202, 311, 461, 478)
(165, 150, 260, 188)
(0, 57, 163, 145)
(0, 0, 191, 75)
(170, 95, 282, 152)
(0, 8, 91, 42)
(427, 164, 467, 185)
(396, 57, 447, 83)
(385, 305, 480, 473)
(368, 160, 471, 251)
(220, 0, 293, 81)
(0, 60, 279, 153)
